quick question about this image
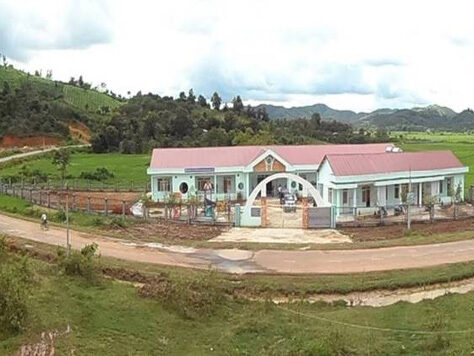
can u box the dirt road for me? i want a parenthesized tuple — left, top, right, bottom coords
(1, 214, 474, 274)
(0, 145, 89, 164)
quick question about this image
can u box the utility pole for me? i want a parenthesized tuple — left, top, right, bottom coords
(66, 183, 70, 256)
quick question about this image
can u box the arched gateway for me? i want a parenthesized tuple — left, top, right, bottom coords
(239, 173, 332, 228)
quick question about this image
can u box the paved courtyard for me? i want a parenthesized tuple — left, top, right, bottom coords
(210, 227, 351, 244)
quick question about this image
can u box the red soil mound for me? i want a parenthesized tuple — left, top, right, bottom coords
(0, 134, 62, 148)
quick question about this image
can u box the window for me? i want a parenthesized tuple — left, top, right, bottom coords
(197, 177, 213, 191)
(394, 184, 400, 199)
(179, 182, 188, 194)
(238, 182, 244, 190)
(328, 188, 333, 204)
(439, 180, 443, 194)
(157, 177, 171, 192)
(385, 186, 389, 201)
(342, 189, 348, 204)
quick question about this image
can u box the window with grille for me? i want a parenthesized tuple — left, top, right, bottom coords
(157, 177, 171, 192)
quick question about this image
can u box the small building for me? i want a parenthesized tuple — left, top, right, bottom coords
(147, 143, 393, 202)
(317, 150, 468, 217)
(147, 144, 468, 212)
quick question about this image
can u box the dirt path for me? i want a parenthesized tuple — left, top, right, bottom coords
(1, 213, 474, 274)
(0, 144, 89, 164)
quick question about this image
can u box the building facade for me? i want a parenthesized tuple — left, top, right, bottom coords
(147, 144, 468, 211)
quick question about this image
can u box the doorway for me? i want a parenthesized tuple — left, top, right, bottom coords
(362, 186, 371, 207)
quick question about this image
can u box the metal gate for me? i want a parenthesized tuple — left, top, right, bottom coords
(308, 207, 333, 228)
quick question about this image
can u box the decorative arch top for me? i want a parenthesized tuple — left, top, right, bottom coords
(244, 172, 329, 209)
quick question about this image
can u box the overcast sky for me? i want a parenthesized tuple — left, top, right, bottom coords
(1, 0, 474, 112)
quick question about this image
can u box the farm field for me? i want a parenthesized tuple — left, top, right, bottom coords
(395, 132, 474, 196)
(0, 152, 150, 185)
(1, 250, 474, 355)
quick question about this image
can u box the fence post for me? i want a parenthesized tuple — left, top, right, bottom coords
(72, 193, 76, 211)
(143, 204, 147, 220)
(29, 188, 33, 202)
(39, 190, 42, 206)
(122, 200, 126, 217)
(104, 198, 108, 216)
(144, 182, 147, 193)
(87, 196, 91, 214)
(47, 192, 51, 208)
(20, 187, 24, 199)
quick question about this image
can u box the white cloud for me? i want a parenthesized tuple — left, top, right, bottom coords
(2, 0, 474, 112)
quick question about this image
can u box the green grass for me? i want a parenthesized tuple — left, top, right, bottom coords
(1, 251, 474, 355)
(0, 66, 122, 113)
(392, 131, 474, 196)
(0, 152, 150, 185)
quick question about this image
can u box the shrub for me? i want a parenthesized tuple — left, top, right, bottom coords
(0, 256, 34, 333)
(109, 216, 127, 228)
(92, 216, 105, 226)
(79, 167, 114, 181)
(52, 209, 68, 223)
(139, 270, 227, 319)
(57, 243, 101, 283)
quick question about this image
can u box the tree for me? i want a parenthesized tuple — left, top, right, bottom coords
(232, 95, 244, 113)
(187, 89, 196, 103)
(78, 75, 84, 88)
(45, 70, 53, 79)
(197, 95, 208, 108)
(311, 113, 321, 127)
(52, 149, 71, 181)
(178, 91, 186, 101)
(2, 81, 10, 96)
(211, 92, 221, 110)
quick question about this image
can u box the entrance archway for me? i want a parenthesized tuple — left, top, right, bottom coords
(244, 173, 328, 209)
(242, 173, 330, 229)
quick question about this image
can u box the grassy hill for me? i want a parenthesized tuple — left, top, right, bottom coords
(0, 66, 123, 144)
(257, 103, 363, 122)
(0, 66, 122, 113)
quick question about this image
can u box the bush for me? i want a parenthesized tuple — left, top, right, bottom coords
(0, 256, 34, 333)
(109, 216, 127, 228)
(57, 243, 101, 283)
(139, 270, 226, 319)
(79, 167, 115, 181)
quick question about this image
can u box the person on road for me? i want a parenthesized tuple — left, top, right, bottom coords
(40, 213, 49, 230)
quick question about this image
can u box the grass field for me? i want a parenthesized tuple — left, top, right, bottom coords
(394, 131, 474, 196)
(0, 152, 150, 185)
(0, 66, 122, 112)
(1, 249, 474, 355)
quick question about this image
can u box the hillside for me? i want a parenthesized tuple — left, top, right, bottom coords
(356, 105, 473, 131)
(257, 103, 363, 122)
(0, 66, 122, 145)
(260, 102, 473, 131)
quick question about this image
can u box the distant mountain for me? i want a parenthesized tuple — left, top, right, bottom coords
(259, 102, 473, 131)
(356, 105, 463, 130)
(256, 103, 364, 122)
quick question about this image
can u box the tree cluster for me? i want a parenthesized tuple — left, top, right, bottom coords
(91, 91, 388, 153)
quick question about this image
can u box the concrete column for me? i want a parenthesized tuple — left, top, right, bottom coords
(261, 197, 267, 228)
(353, 187, 357, 216)
(302, 197, 309, 229)
(418, 182, 422, 206)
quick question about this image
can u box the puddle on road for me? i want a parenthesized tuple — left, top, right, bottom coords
(273, 277, 474, 307)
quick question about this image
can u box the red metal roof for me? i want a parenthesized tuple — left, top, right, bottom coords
(149, 143, 393, 169)
(325, 151, 465, 176)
